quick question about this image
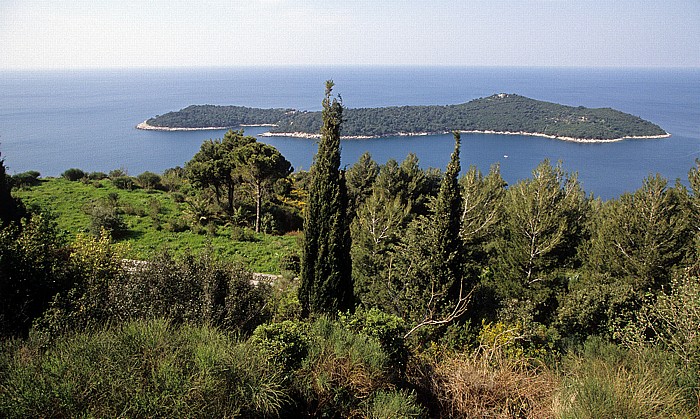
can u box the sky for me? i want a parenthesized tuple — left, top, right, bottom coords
(1, 0, 698, 69)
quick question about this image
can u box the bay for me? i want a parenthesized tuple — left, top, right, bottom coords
(0, 67, 698, 199)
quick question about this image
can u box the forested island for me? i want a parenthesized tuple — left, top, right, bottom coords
(139, 93, 668, 142)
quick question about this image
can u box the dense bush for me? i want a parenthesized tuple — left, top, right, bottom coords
(136, 171, 162, 190)
(60, 168, 85, 181)
(87, 171, 108, 180)
(86, 199, 127, 237)
(111, 175, 136, 190)
(10, 171, 40, 188)
(112, 251, 272, 334)
(0, 213, 74, 338)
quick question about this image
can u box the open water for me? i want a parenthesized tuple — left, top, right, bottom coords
(0, 67, 698, 199)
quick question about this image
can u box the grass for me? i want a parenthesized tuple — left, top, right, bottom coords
(0, 319, 288, 418)
(14, 178, 299, 273)
(553, 338, 694, 419)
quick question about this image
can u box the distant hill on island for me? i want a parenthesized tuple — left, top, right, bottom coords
(140, 94, 668, 142)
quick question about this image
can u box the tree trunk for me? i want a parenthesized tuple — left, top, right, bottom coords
(255, 182, 262, 233)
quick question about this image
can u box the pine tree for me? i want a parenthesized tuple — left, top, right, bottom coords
(392, 133, 469, 335)
(299, 81, 354, 317)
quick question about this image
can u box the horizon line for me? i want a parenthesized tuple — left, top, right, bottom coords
(1, 64, 699, 72)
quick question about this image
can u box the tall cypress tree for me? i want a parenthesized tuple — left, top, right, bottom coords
(299, 81, 354, 317)
(428, 132, 465, 308)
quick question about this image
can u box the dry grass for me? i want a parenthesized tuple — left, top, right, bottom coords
(409, 347, 558, 418)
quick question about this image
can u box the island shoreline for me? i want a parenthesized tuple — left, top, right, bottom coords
(258, 129, 671, 144)
(136, 121, 670, 144)
(136, 121, 277, 131)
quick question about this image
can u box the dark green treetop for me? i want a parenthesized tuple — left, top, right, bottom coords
(185, 129, 256, 213)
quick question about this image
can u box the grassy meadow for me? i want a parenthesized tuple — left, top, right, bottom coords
(14, 177, 299, 274)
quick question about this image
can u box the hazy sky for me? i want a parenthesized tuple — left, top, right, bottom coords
(1, 0, 698, 69)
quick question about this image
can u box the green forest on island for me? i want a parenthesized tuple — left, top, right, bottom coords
(1, 84, 698, 418)
(145, 94, 667, 141)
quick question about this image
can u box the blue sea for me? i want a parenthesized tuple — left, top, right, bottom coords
(1, 67, 698, 199)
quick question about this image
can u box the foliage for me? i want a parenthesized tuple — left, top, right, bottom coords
(32, 231, 127, 341)
(135, 171, 162, 190)
(622, 267, 700, 378)
(85, 196, 127, 237)
(60, 168, 85, 181)
(585, 174, 691, 291)
(111, 175, 136, 190)
(235, 141, 293, 232)
(251, 320, 311, 371)
(554, 338, 692, 418)
(299, 81, 354, 317)
(297, 317, 392, 417)
(0, 320, 288, 418)
(459, 164, 506, 276)
(0, 153, 26, 226)
(491, 160, 587, 323)
(10, 171, 40, 188)
(346, 151, 379, 216)
(556, 272, 639, 342)
(366, 389, 425, 419)
(384, 134, 470, 336)
(185, 129, 256, 213)
(0, 213, 72, 337)
(113, 250, 272, 334)
(147, 104, 292, 129)
(339, 308, 408, 372)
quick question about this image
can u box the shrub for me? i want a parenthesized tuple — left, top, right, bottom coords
(161, 167, 185, 192)
(61, 168, 85, 181)
(231, 226, 257, 242)
(298, 317, 392, 417)
(108, 168, 127, 178)
(112, 251, 271, 334)
(340, 308, 408, 372)
(86, 200, 127, 237)
(171, 192, 185, 203)
(87, 171, 108, 180)
(164, 216, 189, 232)
(251, 320, 310, 371)
(0, 213, 74, 338)
(367, 389, 425, 419)
(270, 276, 302, 322)
(11, 171, 40, 188)
(280, 252, 301, 276)
(136, 171, 162, 190)
(32, 231, 128, 342)
(554, 338, 691, 419)
(111, 176, 135, 190)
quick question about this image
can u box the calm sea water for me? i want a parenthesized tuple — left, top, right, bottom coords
(0, 67, 698, 199)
